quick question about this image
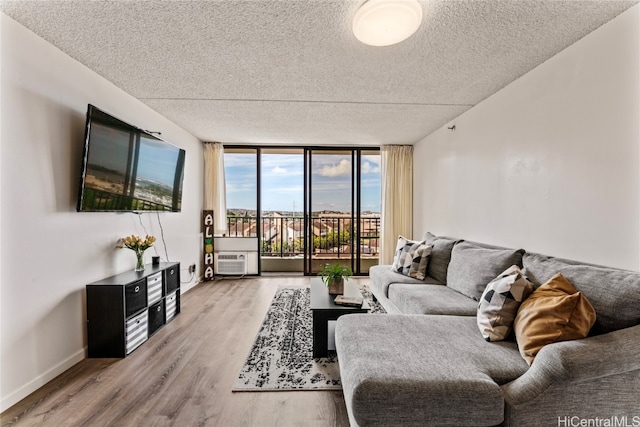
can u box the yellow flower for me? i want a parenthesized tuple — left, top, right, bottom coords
(119, 234, 156, 251)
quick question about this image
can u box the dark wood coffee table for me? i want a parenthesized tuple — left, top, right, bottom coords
(310, 278, 370, 358)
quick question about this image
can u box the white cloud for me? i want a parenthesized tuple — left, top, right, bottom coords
(224, 153, 256, 168)
(363, 155, 380, 165)
(319, 159, 351, 177)
(361, 161, 380, 174)
(272, 166, 288, 174)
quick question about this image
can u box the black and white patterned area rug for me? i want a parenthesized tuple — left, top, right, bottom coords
(232, 283, 385, 391)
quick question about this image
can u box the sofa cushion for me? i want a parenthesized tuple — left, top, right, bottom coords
(477, 265, 534, 342)
(447, 242, 525, 301)
(522, 252, 640, 335)
(423, 232, 457, 284)
(514, 273, 596, 365)
(391, 235, 432, 280)
(389, 283, 478, 316)
(336, 314, 529, 427)
(369, 264, 442, 299)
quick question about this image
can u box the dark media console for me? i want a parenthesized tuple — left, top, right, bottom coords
(86, 262, 180, 358)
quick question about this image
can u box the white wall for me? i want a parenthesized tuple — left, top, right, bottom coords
(413, 5, 640, 270)
(0, 14, 204, 410)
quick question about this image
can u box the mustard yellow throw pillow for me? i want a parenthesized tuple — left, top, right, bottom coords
(513, 273, 596, 365)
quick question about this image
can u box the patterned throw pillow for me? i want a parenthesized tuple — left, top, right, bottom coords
(477, 265, 534, 342)
(513, 273, 597, 365)
(391, 236, 432, 280)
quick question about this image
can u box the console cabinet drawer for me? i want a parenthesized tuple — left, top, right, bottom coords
(125, 279, 147, 317)
(125, 311, 148, 355)
(148, 300, 165, 336)
(165, 291, 179, 323)
(165, 265, 180, 294)
(147, 272, 163, 305)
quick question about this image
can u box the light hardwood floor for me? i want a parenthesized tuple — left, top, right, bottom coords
(1, 277, 351, 427)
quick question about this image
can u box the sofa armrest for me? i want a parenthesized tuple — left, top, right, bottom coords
(502, 324, 640, 406)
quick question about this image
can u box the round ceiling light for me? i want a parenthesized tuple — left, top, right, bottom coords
(353, 0, 423, 47)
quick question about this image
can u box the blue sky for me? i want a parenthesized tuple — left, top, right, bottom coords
(224, 153, 380, 213)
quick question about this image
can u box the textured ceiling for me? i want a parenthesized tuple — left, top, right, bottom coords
(1, 0, 637, 146)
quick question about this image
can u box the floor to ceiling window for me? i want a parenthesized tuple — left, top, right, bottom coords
(359, 150, 382, 274)
(260, 149, 305, 272)
(307, 149, 355, 274)
(222, 146, 380, 276)
(223, 148, 258, 237)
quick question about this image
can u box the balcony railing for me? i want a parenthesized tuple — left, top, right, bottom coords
(225, 215, 380, 258)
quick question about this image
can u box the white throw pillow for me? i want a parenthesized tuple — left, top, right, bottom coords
(391, 236, 432, 280)
(477, 265, 534, 342)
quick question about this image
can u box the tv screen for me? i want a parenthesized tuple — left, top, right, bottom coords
(77, 105, 185, 212)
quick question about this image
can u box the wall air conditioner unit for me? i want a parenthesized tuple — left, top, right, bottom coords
(216, 252, 247, 275)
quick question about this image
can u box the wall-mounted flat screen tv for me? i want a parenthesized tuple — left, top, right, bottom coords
(77, 104, 185, 212)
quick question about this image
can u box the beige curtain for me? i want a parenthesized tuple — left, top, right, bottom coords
(380, 145, 413, 265)
(203, 142, 227, 235)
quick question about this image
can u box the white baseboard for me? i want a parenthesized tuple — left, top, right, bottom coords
(1, 347, 86, 412)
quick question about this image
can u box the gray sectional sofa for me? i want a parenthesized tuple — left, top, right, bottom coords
(335, 233, 640, 426)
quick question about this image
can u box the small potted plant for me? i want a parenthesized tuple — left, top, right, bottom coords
(319, 262, 353, 295)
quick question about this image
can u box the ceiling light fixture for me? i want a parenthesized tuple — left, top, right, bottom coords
(353, 0, 423, 47)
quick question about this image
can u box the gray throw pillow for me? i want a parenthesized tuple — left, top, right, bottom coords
(423, 232, 457, 284)
(447, 242, 525, 301)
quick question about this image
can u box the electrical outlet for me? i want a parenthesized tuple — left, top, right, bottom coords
(189, 263, 196, 274)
